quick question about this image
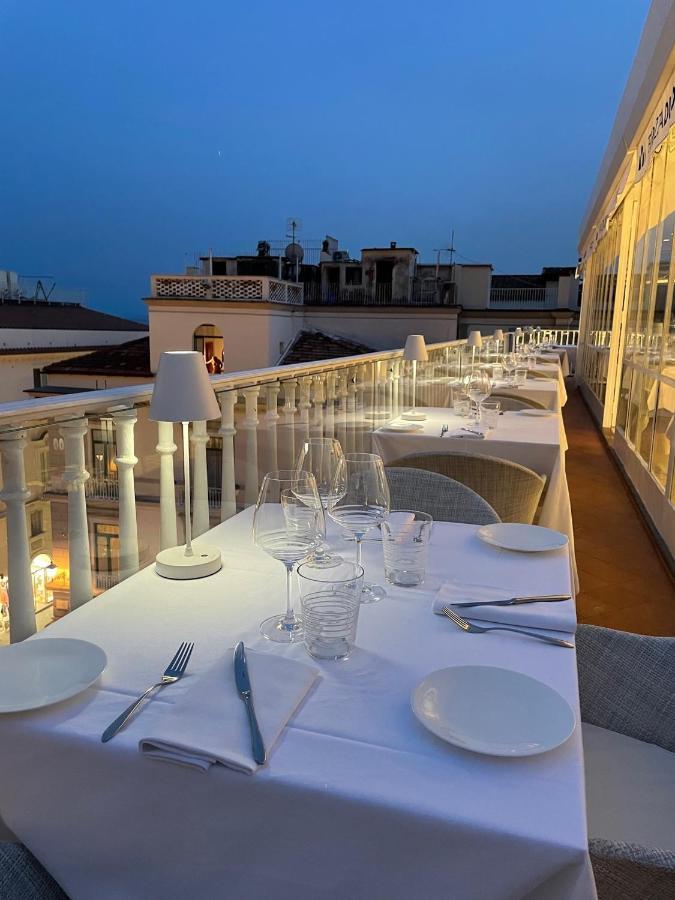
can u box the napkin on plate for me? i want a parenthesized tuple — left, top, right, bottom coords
(139, 649, 319, 774)
(446, 428, 485, 440)
(432, 580, 576, 633)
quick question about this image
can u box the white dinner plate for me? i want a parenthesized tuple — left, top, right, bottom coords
(401, 411, 427, 421)
(0, 638, 107, 713)
(517, 409, 555, 417)
(381, 422, 424, 433)
(477, 523, 568, 553)
(411, 665, 575, 756)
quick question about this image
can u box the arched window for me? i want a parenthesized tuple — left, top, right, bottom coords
(193, 324, 224, 373)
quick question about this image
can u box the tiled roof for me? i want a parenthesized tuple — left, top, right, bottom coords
(279, 330, 374, 365)
(42, 337, 152, 377)
(0, 300, 147, 331)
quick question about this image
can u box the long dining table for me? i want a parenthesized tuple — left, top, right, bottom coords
(0, 510, 595, 900)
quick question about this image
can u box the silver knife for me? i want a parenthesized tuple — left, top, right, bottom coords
(452, 594, 571, 608)
(233, 642, 266, 766)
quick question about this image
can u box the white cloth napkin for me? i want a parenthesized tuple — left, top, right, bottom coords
(139, 649, 320, 774)
(446, 428, 485, 440)
(433, 580, 576, 633)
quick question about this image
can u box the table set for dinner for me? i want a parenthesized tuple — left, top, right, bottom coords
(0, 347, 595, 900)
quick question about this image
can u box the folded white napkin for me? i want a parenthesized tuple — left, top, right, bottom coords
(447, 428, 485, 440)
(139, 649, 320, 774)
(433, 580, 576, 633)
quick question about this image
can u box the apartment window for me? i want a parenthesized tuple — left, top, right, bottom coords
(30, 510, 43, 538)
(345, 267, 362, 285)
(92, 422, 117, 481)
(94, 523, 119, 574)
(39, 451, 49, 489)
(194, 324, 224, 373)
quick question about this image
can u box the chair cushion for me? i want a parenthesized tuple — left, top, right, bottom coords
(583, 723, 675, 851)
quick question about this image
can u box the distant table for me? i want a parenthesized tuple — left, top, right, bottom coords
(0, 511, 593, 900)
(373, 407, 578, 588)
(539, 351, 571, 378)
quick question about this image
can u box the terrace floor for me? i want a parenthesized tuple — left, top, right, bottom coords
(564, 385, 675, 635)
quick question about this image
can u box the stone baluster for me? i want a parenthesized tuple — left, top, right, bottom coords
(265, 382, 281, 474)
(325, 371, 337, 438)
(190, 420, 210, 537)
(347, 369, 358, 452)
(311, 374, 325, 438)
(241, 386, 260, 505)
(60, 418, 92, 610)
(156, 420, 178, 550)
(281, 379, 298, 468)
(385, 361, 394, 420)
(112, 408, 139, 579)
(218, 391, 237, 520)
(355, 365, 369, 452)
(336, 370, 348, 451)
(0, 430, 35, 642)
(298, 376, 312, 448)
(392, 358, 401, 417)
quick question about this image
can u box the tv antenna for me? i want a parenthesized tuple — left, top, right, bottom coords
(433, 229, 456, 279)
(285, 217, 304, 282)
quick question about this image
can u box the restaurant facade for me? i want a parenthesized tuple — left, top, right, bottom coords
(577, 0, 675, 560)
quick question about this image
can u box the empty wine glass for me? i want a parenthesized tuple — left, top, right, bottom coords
(464, 370, 492, 423)
(253, 470, 321, 642)
(327, 453, 390, 603)
(295, 438, 346, 567)
(503, 352, 518, 384)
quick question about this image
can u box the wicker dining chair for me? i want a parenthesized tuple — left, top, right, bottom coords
(387, 452, 546, 524)
(576, 625, 675, 899)
(489, 392, 548, 411)
(385, 467, 500, 524)
(0, 843, 67, 899)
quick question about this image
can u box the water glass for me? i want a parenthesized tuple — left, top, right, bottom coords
(492, 364, 504, 382)
(481, 399, 501, 430)
(454, 394, 471, 417)
(515, 367, 528, 385)
(382, 511, 433, 587)
(297, 561, 364, 660)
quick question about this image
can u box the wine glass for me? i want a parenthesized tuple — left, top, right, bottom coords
(253, 470, 321, 642)
(327, 453, 390, 603)
(464, 371, 492, 423)
(295, 438, 346, 567)
(503, 352, 518, 384)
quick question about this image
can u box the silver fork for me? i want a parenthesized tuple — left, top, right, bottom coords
(440, 424, 448, 437)
(441, 606, 574, 648)
(101, 642, 194, 742)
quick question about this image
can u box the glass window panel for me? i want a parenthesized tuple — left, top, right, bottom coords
(650, 378, 675, 487)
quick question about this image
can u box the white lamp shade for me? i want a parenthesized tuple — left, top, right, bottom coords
(403, 334, 428, 361)
(149, 351, 221, 423)
(467, 330, 483, 349)
(493, 329, 504, 341)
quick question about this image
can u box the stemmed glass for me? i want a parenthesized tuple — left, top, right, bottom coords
(503, 352, 518, 384)
(464, 371, 492, 423)
(253, 470, 321, 642)
(327, 453, 390, 603)
(295, 438, 346, 567)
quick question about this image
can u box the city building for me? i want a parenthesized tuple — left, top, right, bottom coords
(577, 0, 675, 559)
(0, 270, 148, 402)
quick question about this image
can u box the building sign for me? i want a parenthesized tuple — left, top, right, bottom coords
(636, 69, 675, 181)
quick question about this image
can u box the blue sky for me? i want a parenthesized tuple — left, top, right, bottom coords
(0, 0, 650, 320)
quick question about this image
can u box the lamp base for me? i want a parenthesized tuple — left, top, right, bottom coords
(401, 410, 426, 421)
(155, 544, 222, 580)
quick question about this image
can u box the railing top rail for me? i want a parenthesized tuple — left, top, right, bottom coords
(0, 339, 468, 430)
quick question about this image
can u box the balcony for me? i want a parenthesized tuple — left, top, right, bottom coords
(150, 275, 304, 305)
(489, 287, 557, 308)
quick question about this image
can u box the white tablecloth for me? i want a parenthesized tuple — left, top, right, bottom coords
(0, 514, 594, 900)
(538, 351, 571, 378)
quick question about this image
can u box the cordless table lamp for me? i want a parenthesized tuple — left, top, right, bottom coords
(402, 334, 428, 421)
(467, 330, 482, 369)
(149, 351, 222, 579)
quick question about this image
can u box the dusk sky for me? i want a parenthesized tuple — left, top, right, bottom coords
(1, 0, 650, 321)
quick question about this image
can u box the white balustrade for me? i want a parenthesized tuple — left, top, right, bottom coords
(392, 359, 401, 417)
(281, 380, 298, 468)
(298, 377, 312, 448)
(241, 386, 260, 505)
(60, 418, 92, 611)
(347, 370, 358, 452)
(156, 421, 178, 550)
(265, 382, 281, 473)
(0, 430, 35, 642)
(336, 371, 348, 451)
(311, 374, 325, 439)
(190, 420, 210, 538)
(112, 408, 139, 579)
(218, 391, 237, 521)
(325, 372, 337, 438)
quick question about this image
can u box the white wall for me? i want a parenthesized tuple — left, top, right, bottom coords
(0, 328, 147, 350)
(0, 350, 98, 403)
(303, 308, 459, 349)
(453, 266, 492, 308)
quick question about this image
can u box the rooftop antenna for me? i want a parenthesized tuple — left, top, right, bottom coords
(285, 217, 303, 282)
(433, 230, 456, 280)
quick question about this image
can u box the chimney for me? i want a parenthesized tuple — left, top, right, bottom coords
(390, 241, 397, 249)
